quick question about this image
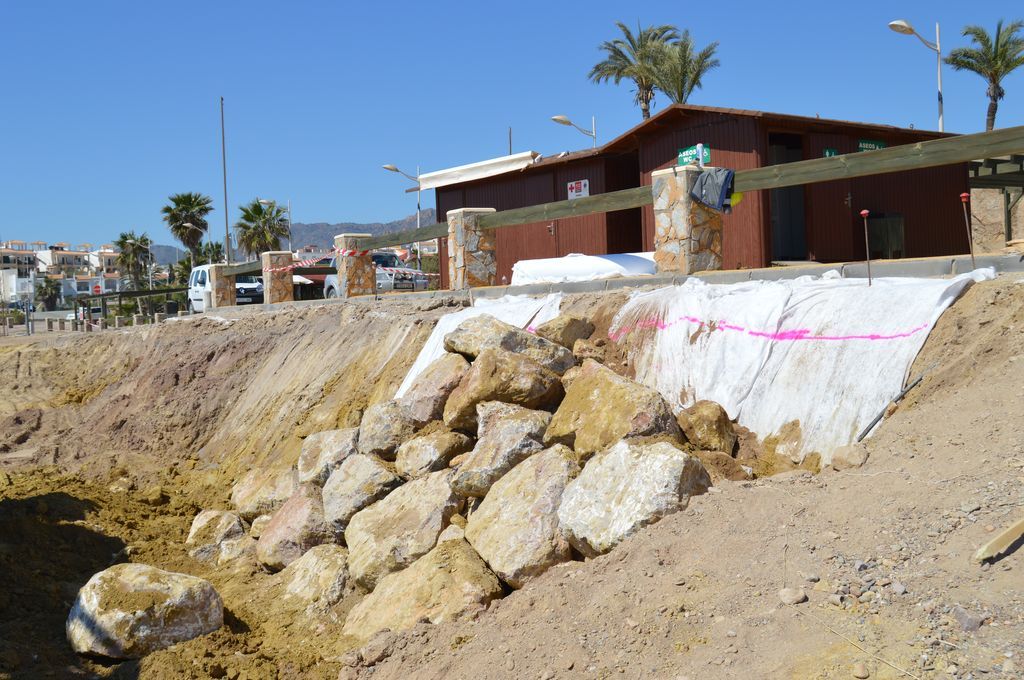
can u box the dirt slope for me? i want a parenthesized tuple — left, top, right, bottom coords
(1, 279, 1023, 679)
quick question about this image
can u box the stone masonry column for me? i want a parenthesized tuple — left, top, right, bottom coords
(209, 264, 236, 308)
(446, 208, 497, 289)
(333, 233, 375, 298)
(651, 166, 724, 274)
(261, 251, 294, 305)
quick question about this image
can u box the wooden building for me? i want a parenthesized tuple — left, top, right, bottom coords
(434, 105, 970, 286)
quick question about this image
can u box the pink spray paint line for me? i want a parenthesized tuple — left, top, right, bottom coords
(609, 313, 929, 343)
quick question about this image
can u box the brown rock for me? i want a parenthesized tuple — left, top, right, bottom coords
(544, 360, 681, 459)
(322, 455, 401, 534)
(572, 338, 605, 364)
(342, 539, 502, 641)
(535, 314, 595, 350)
(677, 400, 736, 454)
(443, 314, 575, 375)
(694, 450, 750, 482)
(230, 468, 299, 521)
(280, 544, 348, 607)
(443, 348, 563, 432)
(451, 402, 550, 497)
(395, 429, 473, 480)
(256, 484, 334, 572)
(397, 352, 471, 425)
(297, 428, 358, 486)
(831, 442, 869, 470)
(185, 510, 245, 563)
(358, 401, 419, 460)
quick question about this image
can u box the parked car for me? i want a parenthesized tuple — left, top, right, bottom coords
(74, 307, 102, 320)
(187, 265, 264, 313)
(323, 252, 429, 298)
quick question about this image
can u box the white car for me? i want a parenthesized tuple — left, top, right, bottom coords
(187, 265, 264, 313)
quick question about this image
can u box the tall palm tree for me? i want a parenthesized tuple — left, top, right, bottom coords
(113, 231, 151, 291)
(199, 241, 225, 265)
(945, 20, 1024, 131)
(234, 200, 289, 258)
(589, 22, 679, 120)
(652, 31, 720, 104)
(35, 276, 62, 310)
(161, 193, 213, 261)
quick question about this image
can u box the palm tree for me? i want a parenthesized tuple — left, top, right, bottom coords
(652, 31, 720, 104)
(35, 277, 62, 310)
(199, 241, 225, 265)
(590, 22, 679, 120)
(945, 20, 1024, 131)
(161, 193, 213, 262)
(113, 231, 152, 291)
(234, 199, 290, 258)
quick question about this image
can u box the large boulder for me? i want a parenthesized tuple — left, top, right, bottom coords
(443, 348, 563, 431)
(281, 544, 349, 607)
(342, 539, 502, 641)
(345, 470, 463, 590)
(444, 314, 575, 375)
(535, 314, 595, 350)
(451, 402, 550, 498)
(677, 400, 736, 454)
(256, 484, 334, 572)
(465, 444, 579, 588)
(544, 360, 680, 459)
(185, 510, 245, 563)
(66, 563, 223, 659)
(297, 428, 359, 485)
(322, 454, 402, 534)
(357, 401, 419, 460)
(395, 429, 474, 480)
(693, 450, 750, 482)
(397, 353, 471, 425)
(557, 440, 711, 557)
(230, 468, 298, 521)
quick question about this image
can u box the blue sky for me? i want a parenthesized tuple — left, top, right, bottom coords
(1, 0, 1021, 247)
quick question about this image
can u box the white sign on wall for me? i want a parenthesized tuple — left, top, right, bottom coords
(567, 179, 590, 199)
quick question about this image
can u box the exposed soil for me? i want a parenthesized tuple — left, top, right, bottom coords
(2, 277, 1023, 679)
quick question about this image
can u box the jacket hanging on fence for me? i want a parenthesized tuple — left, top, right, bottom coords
(690, 168, 736, 213)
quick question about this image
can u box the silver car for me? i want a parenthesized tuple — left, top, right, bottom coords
(324, 252, 429, 298)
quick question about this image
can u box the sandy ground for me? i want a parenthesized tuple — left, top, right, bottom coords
(1, 277, 1023, 679)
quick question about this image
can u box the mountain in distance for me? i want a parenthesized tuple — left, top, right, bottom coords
(151, 209, 436, 264)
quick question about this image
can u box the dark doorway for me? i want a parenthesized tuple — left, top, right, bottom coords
(768, 133, 807, 261)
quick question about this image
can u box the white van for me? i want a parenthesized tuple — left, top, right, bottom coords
(187, 265, 264, 313)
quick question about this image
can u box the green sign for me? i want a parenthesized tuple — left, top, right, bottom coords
(858, 139, 887, 152)
(823, 148, 839, 158)
(678, 144, 711, 166)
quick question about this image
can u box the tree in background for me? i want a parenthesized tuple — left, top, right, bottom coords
(234, 200, 289, 258)
(945, 20, 1024, 130)
(114, 231, 151, 291)
(35, 276, 61, 310)
(652, 30, 720, 104)
(590, 22, 679, 120)
(199, 241, 224, 264)
(161, 193, 213, 263)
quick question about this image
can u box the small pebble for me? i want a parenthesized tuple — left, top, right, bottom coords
(778, 587, 807, 605)
(852, 661, 870, 678)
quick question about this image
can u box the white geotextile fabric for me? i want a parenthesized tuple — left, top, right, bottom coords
(609, 269, 994, 463)
(510, 253, 655, 286)
(394, 293, 563, 399)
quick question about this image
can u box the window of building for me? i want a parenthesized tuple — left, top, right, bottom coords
(76, 281, 89, 292)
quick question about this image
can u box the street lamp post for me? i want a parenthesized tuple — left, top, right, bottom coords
(125, 238, 154, 290)
(257, 199, 293, 252)
(382, 164, 422, 269)
(551, 114, 598, 147)
(888, 19, 943, 132)
(180, 222, 205, 269)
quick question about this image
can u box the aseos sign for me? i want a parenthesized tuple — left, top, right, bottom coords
(567, 179, 590, 200)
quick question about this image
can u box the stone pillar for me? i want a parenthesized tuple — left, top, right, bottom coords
(114, 316, 124, 328)
(261, 251, 294, 304)
(209, 264, 236, 309)
(84, 320, 93, 333)
(177, 310, 188, 317)
(333, 233, 375, 298)
(446, 208, 497, 289)
(651, 165, 724, 274)
(98, 319, 107, 330)
(58, 319, 66, 331)
(46, 318, 54, 331)
(132, 314, 145, 326)
(153, 313, 167, 323)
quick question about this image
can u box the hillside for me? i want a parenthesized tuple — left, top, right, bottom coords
(290, 209, 437, 250)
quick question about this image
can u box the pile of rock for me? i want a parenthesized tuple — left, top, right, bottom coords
(67, 312, 744, 658)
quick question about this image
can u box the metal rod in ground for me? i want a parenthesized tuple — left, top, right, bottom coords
(859, 209, 872, 286)
(960, 192, 976, 270)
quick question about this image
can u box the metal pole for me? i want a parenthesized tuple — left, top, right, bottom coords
(936, 23, 943, 133)
(287, 199, 293, 252)
(147, 243, 154, 290)
(592, 116, 597, 148)
(416, 165, 421, 270)
(220, 97, 231, 264)
(508, 127, 512, 155)
(960, 192, 976, 269)
(860, 209, 872, 286)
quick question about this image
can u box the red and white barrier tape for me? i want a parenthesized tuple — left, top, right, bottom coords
(259, 247, 440, 277)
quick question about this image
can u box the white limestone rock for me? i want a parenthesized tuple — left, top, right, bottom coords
(322, 454, 401, 534)
(185, 510, 245, 563)
(297, 427, 359, 485)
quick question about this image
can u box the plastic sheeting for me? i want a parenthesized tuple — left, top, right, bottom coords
(609, 269, 994, 463)
(510, 252, 656, 286)
(394, 293, 563, 399)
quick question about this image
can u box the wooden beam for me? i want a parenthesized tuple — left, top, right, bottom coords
(735, 125, 1024, 192)
(358, 222, 449, 250)
(476, 186, 651, 230)
(223, 261, 261, 277)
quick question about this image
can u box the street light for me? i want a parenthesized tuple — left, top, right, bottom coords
(382, 164, 422, 269)
(258, 198, 293, 252)
(551, 114, 597, 147)
(888, 18, 943, 132)
(180, 222, 205, 269)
